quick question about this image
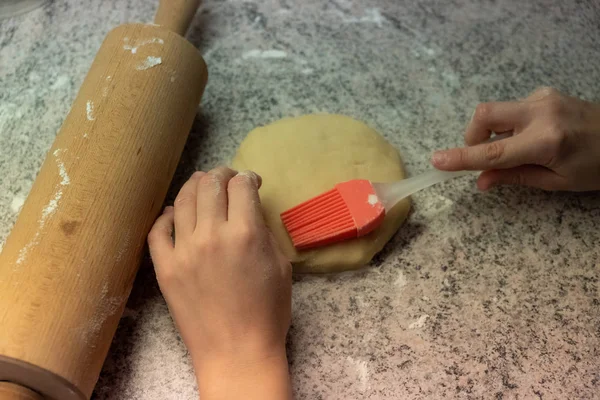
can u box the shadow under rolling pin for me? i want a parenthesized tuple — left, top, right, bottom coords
(0, 0, 206, 399)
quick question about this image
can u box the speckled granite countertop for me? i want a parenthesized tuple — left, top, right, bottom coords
(1, 0, 599, 399)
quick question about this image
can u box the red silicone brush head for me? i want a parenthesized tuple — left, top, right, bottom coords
(280, 179, 386, 250)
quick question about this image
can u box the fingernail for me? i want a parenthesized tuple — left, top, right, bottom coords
(483, 182, 498, 191)
(192, 171, 204, 179)
(432, 151, 448, 167)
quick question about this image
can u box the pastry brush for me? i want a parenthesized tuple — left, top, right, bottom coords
(280, 134, 510, 250)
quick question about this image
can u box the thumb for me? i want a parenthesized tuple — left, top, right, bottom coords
(477, 166, 568, 191)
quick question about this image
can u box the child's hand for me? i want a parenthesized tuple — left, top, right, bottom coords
(432, 87, 600, 191)
(148, 167, 293, 400)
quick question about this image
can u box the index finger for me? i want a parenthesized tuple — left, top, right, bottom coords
(432, 133, 541, 171)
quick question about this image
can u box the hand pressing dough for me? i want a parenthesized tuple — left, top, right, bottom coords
(231, 114, 410, 273)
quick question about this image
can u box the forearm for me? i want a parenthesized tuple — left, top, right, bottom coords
(194, 348, 292, 400)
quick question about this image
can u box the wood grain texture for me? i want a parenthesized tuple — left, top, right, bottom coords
(0, 23, 207, 399)
(0, 382, 43, 400)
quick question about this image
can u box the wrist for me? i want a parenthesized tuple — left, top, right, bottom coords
(193, 345, 291, 400)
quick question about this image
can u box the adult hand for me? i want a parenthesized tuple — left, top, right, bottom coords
(432, 87, 600, 191)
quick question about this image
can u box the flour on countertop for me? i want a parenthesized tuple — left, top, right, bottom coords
(394, 270, 407, 288)
(51, 75, 69, 89)
(408, 314, 430, 329)
(342, 8, 385, 28)
(10, 194, 25, 213)
(242, 49, 287, 59)
(346, 356, 371, 392)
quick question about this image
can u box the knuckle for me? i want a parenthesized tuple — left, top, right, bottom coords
(174, 191, 195, 206)
(209, 166, 237, 181)
(147, 228, 161, 244)
(543, 96, 565, 116)
(547, 125, 566, 143)
(213, 166, 236, 175)
(473, 103, 493, 123)
(175, 251, 198, 274)
(156, 267, 175, 284)
(194, 234, 219, 254)
(456, 148, 469, 166)
(198, 172, 217, 186)
(147, 223, 170, 244)
(483, 142, 504, 162)
(191, 171, 205, 180)
(234, 223, 258, 245)
(229, 171, 260, 190)
(540, 126, 566, 166)
(198, 174, 222, 193)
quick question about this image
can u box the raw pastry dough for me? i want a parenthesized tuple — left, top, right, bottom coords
(231, 114, 410, 273)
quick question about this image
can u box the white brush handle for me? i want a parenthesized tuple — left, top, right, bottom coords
(373, 169, 474, 211)
(374, 133, 512, 212)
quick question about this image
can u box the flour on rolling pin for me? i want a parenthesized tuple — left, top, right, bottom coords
(136, 56, 162, 70)
(121, 36, 165, 71)
(15, 149, 71, 266)
(101, 75, 112, 97)
(169, 68, 178, 82)
(79, 282, 127, 349)
(123, 37, 164, 54)
(86, 100, 95, 121)
(114, 230, 132, 263)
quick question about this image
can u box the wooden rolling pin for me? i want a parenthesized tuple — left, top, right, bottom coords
(0, 0, 207, 399)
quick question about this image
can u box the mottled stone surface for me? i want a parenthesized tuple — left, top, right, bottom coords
(1, 0, 599, 399)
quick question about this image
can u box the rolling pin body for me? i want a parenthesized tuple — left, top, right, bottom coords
(0, 383, 42, 400)
(0, 21, 207, 399)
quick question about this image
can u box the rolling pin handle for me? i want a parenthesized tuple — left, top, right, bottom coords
(154, 0, 201, 36)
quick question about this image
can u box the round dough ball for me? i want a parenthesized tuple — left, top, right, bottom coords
(231, 114, 410, 273)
